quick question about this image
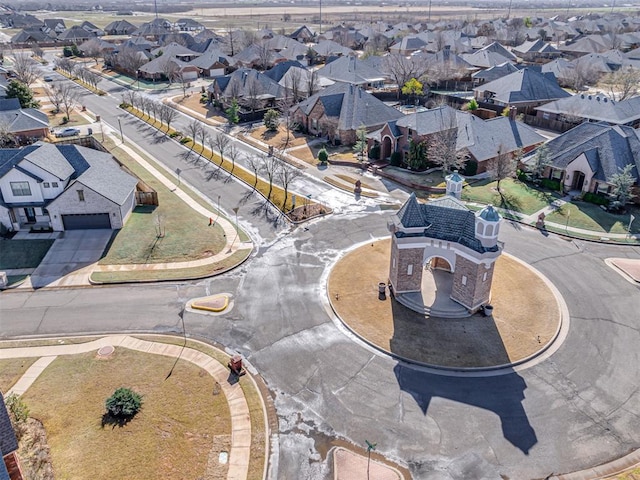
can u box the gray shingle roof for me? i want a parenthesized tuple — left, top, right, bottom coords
(536, 93, 640, 125)
(316, 56, 386, 86)
(543, 122, 640, 183)
(24, 143, 75, 180)
(474, 67, 571, 105)
(395, 193, 497, 254)
(0, 394, 18, 456)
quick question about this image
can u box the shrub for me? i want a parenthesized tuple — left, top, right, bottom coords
(263, 108, 279, 131)
(61, 116, 68, 124)
(389, 151, 403, 166)
(463, 159, 478, 176)
(540, 178, 561, 191)
(583, 192, 609, 206)
(169, 131, 180, 138)
(105, 387, 142, 418)
(368, 144, 380, 159)
(318, 147, 329, 164)
(180, 137, 192, 144)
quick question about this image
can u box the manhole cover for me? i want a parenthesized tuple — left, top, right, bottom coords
(97, 345, 115, 357)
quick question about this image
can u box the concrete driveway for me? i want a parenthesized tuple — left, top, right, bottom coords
(29, 230, 113, 289)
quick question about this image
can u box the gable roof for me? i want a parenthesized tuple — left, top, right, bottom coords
(474, 67, 571, 104)
(0, 394, 18, 457)
(543, 122, 640, 183)
(461, 49, 515, 68)
(472, 62, 520, 83)
(536, 93, 640, 125)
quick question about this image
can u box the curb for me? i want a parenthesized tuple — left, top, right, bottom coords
(324, 238, 570, 377)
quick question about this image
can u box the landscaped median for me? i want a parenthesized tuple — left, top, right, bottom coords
(120, 104, 332, 222)
(89, 135, 252, 284)
(54, 67, 107, 96)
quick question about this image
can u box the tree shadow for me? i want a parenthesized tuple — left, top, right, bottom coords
(497, 191, 522, 213)
(101, 412, 135, 429)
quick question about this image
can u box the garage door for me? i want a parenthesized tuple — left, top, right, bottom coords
(62, 213, 111, 230)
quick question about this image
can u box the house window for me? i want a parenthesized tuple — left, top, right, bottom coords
(461, 275, 467, 286)
(407, 264, 413, 275)
(52, 182, 59, 188)
(77, 190, 85, 202)
(44, 182, 50, 188)
(597, 183, 609, 195)
(551, 170, 562, 180)
(483, 272, 488, 282)
(311, 118, 318, 130)
(10, 181, 31, 196)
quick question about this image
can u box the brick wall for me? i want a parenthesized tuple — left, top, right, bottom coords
(390, 243, 424, 293)
(47, 185, 124, 231)
(451, 255, 494, 310)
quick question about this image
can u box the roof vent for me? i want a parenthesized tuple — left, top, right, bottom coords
(604, 97, 608, 102)
(596, 96, 600, 101)
(588, 95, 592, 100)
(580, 94, 585, 99)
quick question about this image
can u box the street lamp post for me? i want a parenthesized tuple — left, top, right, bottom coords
(232, 206, 239, 246)
(118, 118, 124, 143)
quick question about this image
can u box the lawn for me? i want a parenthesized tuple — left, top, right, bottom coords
(545, 201, 640, 234)
(97, 143, 228, 265)
(20, 349, 232, 480)
(249, 125, 310, 149)
(0, 239, 54, 269)
(294, 143, 359, 165)
(46, 109, 93, 127)
(462, 178, 561, 215)
(0, 358, 38, 392)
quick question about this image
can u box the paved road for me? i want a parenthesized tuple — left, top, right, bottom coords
(17, 56, 640, 479)
(4, 210, 640, 479)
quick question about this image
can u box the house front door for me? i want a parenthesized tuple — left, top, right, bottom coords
(24, 207, 36, 223)
(572, 171, 585, 191)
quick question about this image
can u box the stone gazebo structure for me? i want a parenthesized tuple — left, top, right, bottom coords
(388, 176, 503, 314)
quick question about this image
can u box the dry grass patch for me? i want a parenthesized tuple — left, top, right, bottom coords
(0, 358, 38, 392)
(328, 239, 560, 368)
(172, 94, 227, 123)
(21, 348, 231, 480)
(250, 125, 309, 149)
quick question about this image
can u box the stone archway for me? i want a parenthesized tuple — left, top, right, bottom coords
(382, 136, 393, 159)
(425, 256, 453, 273)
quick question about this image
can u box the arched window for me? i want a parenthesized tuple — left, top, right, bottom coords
(485, 224, 493, 236)
(476, 223, 484, 235)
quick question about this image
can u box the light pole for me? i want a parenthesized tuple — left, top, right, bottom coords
(232, 206, 239, 246)
(118, 117, 124, 143)
(365, 440, 377, 480)
(627, 214, 635, 239)
(565, 208, 571, 233)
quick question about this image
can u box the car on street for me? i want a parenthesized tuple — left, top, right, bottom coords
(43, 75, 54, 82)
(54, 127, 81, 138)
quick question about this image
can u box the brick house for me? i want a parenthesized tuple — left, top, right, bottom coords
(388, 183, 503, 313)
(0, 143, 138, 232)
(1, 394, 23, 479)
(0, 98, 49, 144)
(368, 105, 545, 173)
(290, 81, 403, 145)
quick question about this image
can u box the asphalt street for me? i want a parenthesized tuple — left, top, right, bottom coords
(4, 57, 640, 479)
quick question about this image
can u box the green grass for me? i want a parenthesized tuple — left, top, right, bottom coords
(545, 202, 640, 234)
(462, 178, 561, 215)
(97, 142, 228, 265)
(21, 349, 232, 480)
(91, 249, 251, 283)
(0, 239, 54, 269)
(0, 358, 38, 392)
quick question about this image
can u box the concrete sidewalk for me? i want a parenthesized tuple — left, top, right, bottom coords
(1, 335, 256, 480)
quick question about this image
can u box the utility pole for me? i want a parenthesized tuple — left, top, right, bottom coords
(319, 0, 322, 35)
(154, 0, 158, 19)
(507, 0, 513, 19)
(428, 0, 432, 22)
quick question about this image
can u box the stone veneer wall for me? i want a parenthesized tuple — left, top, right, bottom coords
(451, 254, 494, 310)
(389, 240, 424, 293)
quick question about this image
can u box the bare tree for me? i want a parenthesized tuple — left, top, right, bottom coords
(242, 77, 262, 112)
(57, 82, 77, 121)
(31, 44, 44, 60)
(82, 38, 103, 65)
(0, 121, 17, 147)
(117, 46, 148, 75)
(564, 61, 600, 92)
(427, 109, 466, 175)
(306, 69, 318, 97)
(55, 57, 74, 75)
(214, 131, 230, 163)
(45, 82, 64, 113)
(227, 144, 240, 175)
(247, 154, 261, 191)
(277, 162, 302, 210)
(162, 59, 179, 84)
(600, 66, 640, 101)
(260, 153, 281, 200)
(382, 54, 428, 99)
(186, 120, 203, 152)
(255, 41, 272, 71)
(161, 104, 177, 133)
(487, 145, 516, 194)
(11, 51, 39, 86)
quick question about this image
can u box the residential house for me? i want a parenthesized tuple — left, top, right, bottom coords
(291, 81, 404, 145)
(10, 28, 49, 45)
(310, 40, 354, 63)
(188, 46, 234, 78)
(133, 18, 172, 40)
(536, 122, 640, 195)
(536, 93, 640, 129)
(0, 98, 49, 144)
(232, 43, 284, 70)
(174, 19, 205, 33)
(79, 21, 104, 37)
(42, 18, 66, 35)
(560, 34, 613, 58)
(57, 25, 96, 43)
(138, 43, 201, 81)
(389, 36, 428, 56)
(289, 25, 315, 43)
(264, 61, 323, 100)
(104, 19, 137, 36)
(472, 62, 520, 86)
(367, 105, 545, 172)
(0, 143, 138, 232)
(208, 68, 285, 111)
(1, 394, 22, 480)
(512, 38, 561, 62)
(473, 67, 571, 114)
(315, 56, 386, 89)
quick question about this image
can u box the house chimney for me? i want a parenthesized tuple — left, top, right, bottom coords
(509, 106, 517, 120)
(443, 44, 451, 61)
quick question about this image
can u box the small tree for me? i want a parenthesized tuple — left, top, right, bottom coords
(353, 125, 368, 161)
(407, 139, 429, 170)
(466, 98, 479, 111)
(610, 164, 637, 205)
(5, 393, 29, 441)
(263, 108, 279, 131)
(401, 77, 423, 105)
(225, 98, 240, 124)
(105, 387, 143, 418)
(487, 145, 516, 195)
(531, 143, 551, 179)
(318, 147, 329, 164)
